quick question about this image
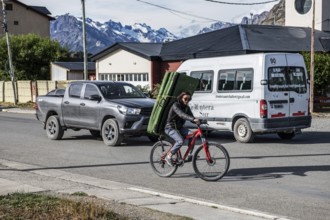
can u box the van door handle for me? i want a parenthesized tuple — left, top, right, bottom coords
(290, 98, 295, 103)
(64, 101, 69, 104)
(80, 103, 85, 106)
(284, 93, 288, 96)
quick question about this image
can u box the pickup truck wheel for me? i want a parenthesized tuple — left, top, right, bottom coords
(46, 115, 64, 140)
(102, 119, 123, 146)
(233, 118, 255, 143)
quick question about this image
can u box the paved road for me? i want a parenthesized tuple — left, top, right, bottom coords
(0, 112, 329, 220)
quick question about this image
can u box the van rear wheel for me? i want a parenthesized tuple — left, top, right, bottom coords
(277, 131, 295, 140)
(233, 118, 255, 143)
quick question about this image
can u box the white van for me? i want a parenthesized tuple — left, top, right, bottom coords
(177, 53, 312, 143)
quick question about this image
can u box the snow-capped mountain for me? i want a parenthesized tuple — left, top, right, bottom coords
(51, 14, 178, 54)
(50, 1, 284, 55)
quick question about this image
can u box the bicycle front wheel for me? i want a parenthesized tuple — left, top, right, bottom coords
(192, 142, 230, 181)
(150, 140, 177, 177)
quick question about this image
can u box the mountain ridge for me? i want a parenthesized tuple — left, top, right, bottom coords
(50, 0, 284, 55)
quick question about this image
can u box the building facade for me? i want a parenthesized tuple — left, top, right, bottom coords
(51, 62, 96, 81)
(285, 0, 330, 31)
(0, 0, 54, 38)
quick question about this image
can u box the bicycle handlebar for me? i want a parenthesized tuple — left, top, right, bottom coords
(197, 119, 208, 126)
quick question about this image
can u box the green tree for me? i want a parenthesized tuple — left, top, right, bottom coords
(0, 34, 71, 80)
(302, 52, 330, 96)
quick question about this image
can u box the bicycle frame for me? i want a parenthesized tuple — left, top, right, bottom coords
(162, 125, 211, 163)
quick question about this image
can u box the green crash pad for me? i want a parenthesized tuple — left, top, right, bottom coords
(147, 72, 199, 136)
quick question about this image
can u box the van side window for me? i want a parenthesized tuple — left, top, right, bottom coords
(191, 71, 213, 92)
(69, 84, 83, 98)
(218, 69, 253, 92)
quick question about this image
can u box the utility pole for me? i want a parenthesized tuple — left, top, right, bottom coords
(250, 13, 253, 25)
(81, 0, 88, 80)
(1, 0, 17, 105)
(310, 0, 315, 113)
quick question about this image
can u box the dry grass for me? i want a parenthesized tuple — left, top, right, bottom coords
(0, 193, 124, 220)
(0, 192, 193, 220)
(0, 101, 35, 109)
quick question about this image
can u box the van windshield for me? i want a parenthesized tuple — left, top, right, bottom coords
(268, 67, 307, 94)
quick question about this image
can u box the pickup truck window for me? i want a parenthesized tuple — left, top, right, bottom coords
(98, 83, 145, 99)
(69, 84, 83, 98)
(84, 84, 100, 99)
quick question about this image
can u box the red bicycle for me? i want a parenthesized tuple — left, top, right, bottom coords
(150, 120, 230, 181)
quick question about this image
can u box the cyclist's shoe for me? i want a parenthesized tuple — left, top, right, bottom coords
(176, 157, 184, 166)
(185, 154, 193, 162)
(165, 154, 174, 167)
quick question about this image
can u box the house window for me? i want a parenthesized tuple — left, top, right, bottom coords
(99, 73, 149, 82)
(5, 4, 13, 11)
(14, 21, 19, 25)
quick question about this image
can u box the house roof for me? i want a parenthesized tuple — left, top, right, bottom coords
(91, 25, 330, 62)
(52, 62, 96, 71)
(91, 42, 163, 61)
(160, 25, 330, 61)
(14, 0, 55, 20)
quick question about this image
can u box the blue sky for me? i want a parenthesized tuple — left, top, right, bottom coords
(20, 0, 278, 33)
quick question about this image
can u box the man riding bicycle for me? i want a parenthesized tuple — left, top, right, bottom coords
(164, 91, 200, 166)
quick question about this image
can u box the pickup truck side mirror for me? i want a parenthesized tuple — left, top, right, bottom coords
(143, 92, 150, 98)
(89, 94, 101, 101)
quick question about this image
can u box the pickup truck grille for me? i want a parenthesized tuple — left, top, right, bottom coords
(140, 107, 153, 116)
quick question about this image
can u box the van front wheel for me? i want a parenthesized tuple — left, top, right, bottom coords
(233, 118, 255, 143)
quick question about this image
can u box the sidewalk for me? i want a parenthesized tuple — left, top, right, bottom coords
(0, 159, 288, 220)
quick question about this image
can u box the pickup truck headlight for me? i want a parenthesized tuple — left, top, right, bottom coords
(118, 105, 141, 115)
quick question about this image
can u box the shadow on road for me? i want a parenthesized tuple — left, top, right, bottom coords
(225, 165, 330, 181)
(0, 161, 150, 172)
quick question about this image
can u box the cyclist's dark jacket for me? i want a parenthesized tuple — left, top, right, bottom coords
(165, 101, 195, 130)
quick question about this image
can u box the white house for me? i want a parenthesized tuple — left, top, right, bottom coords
(91, 43, 164, 89)
(51, 62, 96, 81)
(286, 0, 330, 31)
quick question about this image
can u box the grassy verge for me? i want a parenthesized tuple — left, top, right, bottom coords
(0, 192, 123, 220)
(0, 192, 193, 220)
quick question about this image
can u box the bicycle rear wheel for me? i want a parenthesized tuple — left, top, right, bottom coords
(150, 140, 177, 177)
(192, 142, 230, 181)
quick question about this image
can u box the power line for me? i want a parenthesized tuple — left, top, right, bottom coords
(136, 0, 222, 23)
(205, 0, 279, 5)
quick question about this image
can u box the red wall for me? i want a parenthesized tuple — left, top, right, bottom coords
(150, 60, 183, 88)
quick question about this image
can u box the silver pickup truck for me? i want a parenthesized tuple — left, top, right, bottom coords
(35, 81, 155, 146)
